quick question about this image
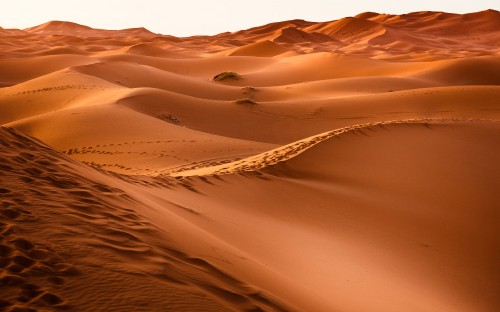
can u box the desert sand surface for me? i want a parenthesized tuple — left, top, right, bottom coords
(1, 10, 499, 312)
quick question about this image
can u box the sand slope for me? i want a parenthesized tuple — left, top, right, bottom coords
(163, 120, 500, 312)
(1, 10, 499, 312)
(0, 126, 292, 311)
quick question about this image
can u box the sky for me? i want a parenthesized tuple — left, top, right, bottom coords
(1, 0, 499, 37)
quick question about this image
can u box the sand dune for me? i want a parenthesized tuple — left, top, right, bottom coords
(25, 21, 157, 38)
(164, 120, 500, 312)
(0, 54, 97, 86)
(412, 56, 500, 85)
(24, 21, 93, 36)
(227, 40, 290, 57)
(0, 127, 291, 311)
(1, 10, 499, 312)
(303, 17, 386, 43)
(274, 27, 337, 44)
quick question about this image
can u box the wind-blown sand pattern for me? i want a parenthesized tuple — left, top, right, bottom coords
(1, 10, 499, 312)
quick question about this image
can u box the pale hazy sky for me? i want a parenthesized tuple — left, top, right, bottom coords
(2, 0, 499, 37)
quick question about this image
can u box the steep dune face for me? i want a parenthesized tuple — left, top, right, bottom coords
(270, 121, 499, 312)
(303, 17, 386, 43)
(1, 10, 499, 312)
(165, 121, 500, 312)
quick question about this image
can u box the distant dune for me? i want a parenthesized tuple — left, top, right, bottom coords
(24, 20, 157, 37)
(1, 10, 499, 312)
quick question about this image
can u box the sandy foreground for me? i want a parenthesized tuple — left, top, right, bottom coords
(0, 10, 499, 312)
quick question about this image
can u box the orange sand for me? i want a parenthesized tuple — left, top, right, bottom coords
(1, 10, 499, 312)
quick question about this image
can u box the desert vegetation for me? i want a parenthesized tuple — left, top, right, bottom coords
(213, 71, 241, 81)
(234, 98, 257, 105)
